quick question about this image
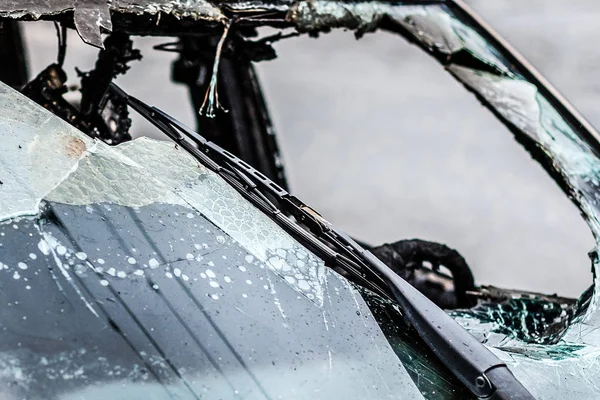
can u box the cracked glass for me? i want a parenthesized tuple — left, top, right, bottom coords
(0, 82, 471, 399)
(377, 4, 600, 399)
(3, 0, 600, 398)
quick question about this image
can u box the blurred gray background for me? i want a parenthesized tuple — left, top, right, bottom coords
(20, 1, 600, 297)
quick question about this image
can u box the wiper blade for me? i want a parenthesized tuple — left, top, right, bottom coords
(109, 83, 535, 400)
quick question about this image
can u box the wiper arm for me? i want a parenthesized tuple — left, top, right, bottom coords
(109, 83, 534, 400)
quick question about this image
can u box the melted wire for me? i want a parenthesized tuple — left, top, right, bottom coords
(199, 21, 232, 118)
(53, 22, 67, 67)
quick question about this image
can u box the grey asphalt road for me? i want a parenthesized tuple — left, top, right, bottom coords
(20, 1, 600, 298)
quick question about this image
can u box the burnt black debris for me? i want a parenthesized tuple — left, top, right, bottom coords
(372, 239, 475, 309)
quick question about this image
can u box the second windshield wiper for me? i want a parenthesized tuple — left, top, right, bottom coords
(108, 83, 534, 400)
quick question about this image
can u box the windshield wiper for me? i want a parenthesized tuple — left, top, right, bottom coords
(108, 83, 535, 400)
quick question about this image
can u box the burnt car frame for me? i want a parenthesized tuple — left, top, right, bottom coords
(1, 0, 600, 399)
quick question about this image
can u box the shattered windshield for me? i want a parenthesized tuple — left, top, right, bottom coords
(375, 3, 600, 399)
(4, 0, 600, 399)
(0, 82, 472, 399)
